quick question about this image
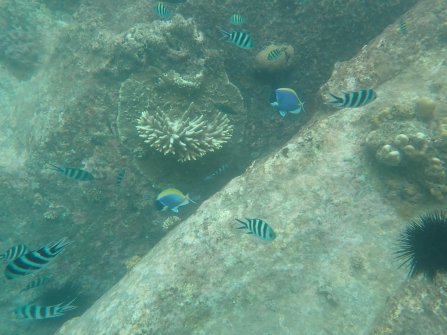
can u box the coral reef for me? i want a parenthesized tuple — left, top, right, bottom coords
(0, 1, 46, 77)
(162, 216, 181, 230)
(366, 100, 447, 200)
(137, 107, 233, 162)
(254, 44, 294, 73)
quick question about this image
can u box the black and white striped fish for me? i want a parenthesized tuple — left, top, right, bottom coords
(235, 218, 276, 241)
(49, 164, 94, 181)
(327, 89, 377, 108)
(218, 28, 254, 49)
(5, 238, 70, 280)
(204, 164, 230, 181)
(15, 299, 77, 319)
(229, 14, 246, 25)
(0, 244, 29, 262)
(20, 276, 50, 293)
(267, 47, 285, 61)
(154, 2, 172, 20)
(115, 168, 126, 187)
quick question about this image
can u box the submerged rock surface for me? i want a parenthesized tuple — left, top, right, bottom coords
(56, 1, 447, 334)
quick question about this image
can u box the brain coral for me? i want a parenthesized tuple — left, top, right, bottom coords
(136, 107, 233, 162)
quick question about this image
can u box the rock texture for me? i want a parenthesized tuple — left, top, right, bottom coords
(55, 1, 447, 334)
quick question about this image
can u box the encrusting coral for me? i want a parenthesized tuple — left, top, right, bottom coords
(136, 105, 233, 162)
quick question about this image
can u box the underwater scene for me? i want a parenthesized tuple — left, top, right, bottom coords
(2, 0, 447, 334)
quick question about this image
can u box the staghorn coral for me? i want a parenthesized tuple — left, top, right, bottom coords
(136, 106, 233, 162)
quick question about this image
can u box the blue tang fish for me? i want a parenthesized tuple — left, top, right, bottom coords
(155, 188, 195, 213)
(271, 88, 304, 117)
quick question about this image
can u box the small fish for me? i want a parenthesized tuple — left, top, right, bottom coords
(327, 89, 377, 108)
(0, 244, 29, 262)
(115, 168, 126, 187)
(15, 299, 77, 320)
(154, 2, 172, 20)
(20, 276, 50, 293)
(271, 88, 304, 117)
(204, 164, 230, 181)
(267, 47, 285, 61)
(5, 238, 70, 280)
(229, 14, 246, 25)
(155, 188, 196, 213)
(214, 103, 237, 115)
(235, 218, 276, 241)
(49, 164, 94, 181)
(399, 18, 407, 35)
(218, 28, 254, 49)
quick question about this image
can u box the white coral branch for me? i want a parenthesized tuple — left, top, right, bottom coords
(136, 109, 233, 162)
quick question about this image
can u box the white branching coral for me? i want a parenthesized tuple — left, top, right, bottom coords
(136, 108, 233, 162)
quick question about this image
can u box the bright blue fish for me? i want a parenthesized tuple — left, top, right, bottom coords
(271, 88, 304, 117)
(155, 188, 195, 213)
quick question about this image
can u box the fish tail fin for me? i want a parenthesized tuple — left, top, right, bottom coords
(48, 163, 63, 173)
(235, 218, 247, 228)
(326, 93, 343, 106)
(217, 27, 230, 40)
(186, 194, 197, 204)
(58, 298, 78, 315)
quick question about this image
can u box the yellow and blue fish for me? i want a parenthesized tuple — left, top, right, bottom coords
(271, 88, 304, 117)
(155, 188, 195, 213)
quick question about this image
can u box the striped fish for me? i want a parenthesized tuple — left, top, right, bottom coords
(0, 244, 29, 262)
(204, 164, 229, 181)
(15, 299, 77, 319)
(20, 276, 50, 293)
(267, 47, 285, 61)
(235, 218, 276, 241)
(399, 18, 407, 35)
(5, 238, 70, 280)
(229, 14, 246, 25)
(154, 2, 172, 20)
(115, 168, 126, 187)
(49, 164, 94, 181)
(327, 89, 377, 108)
(219, 28, 254, 49)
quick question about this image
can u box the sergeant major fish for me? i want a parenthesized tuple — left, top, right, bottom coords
(327, 89, 377, 108)
(154, 2, 172, 20)
(235, 218, 276, 241)
(15, 299, 77, 320)
(5, 238, 70, 280)
(0, 244, 29, 262)
(49, 164, 94, 181)
(271, 88, 304, 117)
(155, 188, 196, 213)
(115, 168, 126, 187)
(204, 164, 230, 181)
(218, 28, 254, 49)
(267, 47, 286, 61)
(20, 276, 50, 293)
(229, 14, 246, 25)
